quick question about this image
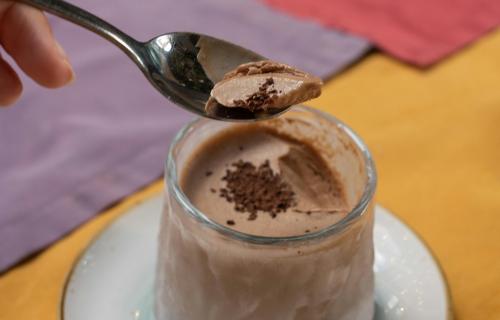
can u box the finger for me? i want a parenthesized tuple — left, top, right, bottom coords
(0, 2, 74, 88)
(0, 54, 22, 106)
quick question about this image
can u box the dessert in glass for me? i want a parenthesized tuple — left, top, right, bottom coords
(155, 103, 376, 319)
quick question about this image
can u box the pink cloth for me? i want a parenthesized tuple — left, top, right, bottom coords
(263, 0, 500, 66)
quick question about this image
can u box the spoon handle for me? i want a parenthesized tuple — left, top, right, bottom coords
(16, 0, 145, 67)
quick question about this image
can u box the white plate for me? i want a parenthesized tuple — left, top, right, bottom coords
(61, 196, 452, 320)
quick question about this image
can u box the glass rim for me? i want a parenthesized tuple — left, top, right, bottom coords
(165, 106, 377, 245)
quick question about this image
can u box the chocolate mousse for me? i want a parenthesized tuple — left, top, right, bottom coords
(205, 60, 323, 114)
(181, 124, 349, 237)
(156, 112, 375, 320)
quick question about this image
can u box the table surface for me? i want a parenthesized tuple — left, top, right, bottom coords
(2, 29, 500, 320)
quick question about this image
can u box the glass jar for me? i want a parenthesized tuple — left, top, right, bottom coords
(155, 106, 377, 320)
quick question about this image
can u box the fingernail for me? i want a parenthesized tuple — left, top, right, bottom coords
(54, 40, 69, 61)
(54, 41, 75, 85)
(65, 60, 76, 84)
(55, 41, 75, 84)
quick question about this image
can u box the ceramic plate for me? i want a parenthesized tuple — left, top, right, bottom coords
(61, 196, 452, 320)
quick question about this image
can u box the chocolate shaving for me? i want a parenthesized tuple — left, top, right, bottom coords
(233, 77, 279, 112)
(219, 160, 296, 220)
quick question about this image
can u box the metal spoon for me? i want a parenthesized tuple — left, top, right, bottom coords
(16, 0, 286, 121)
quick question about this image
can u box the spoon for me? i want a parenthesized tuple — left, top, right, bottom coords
(16, 0, 287, 121)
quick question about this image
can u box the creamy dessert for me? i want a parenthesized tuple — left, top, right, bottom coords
(181, 125, 348, 237)
(205, 60, 322, 114)
(156, 110, 375, 320)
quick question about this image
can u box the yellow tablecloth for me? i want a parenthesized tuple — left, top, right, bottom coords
(2, 29, 500, 320)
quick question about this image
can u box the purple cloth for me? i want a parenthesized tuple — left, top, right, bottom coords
(0, 0, 370, 272)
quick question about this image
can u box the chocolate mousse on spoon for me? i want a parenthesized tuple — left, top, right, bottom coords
(205, 60, 323, 120)
(14, 0, 318, 122)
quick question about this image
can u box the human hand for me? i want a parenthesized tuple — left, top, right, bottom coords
(0, 1, 74, 106)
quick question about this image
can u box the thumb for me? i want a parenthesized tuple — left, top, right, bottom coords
(0, 2, 74, 88)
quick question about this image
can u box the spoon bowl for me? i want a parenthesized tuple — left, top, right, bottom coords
(143, 33, 277, 120)
(17, 0, 285, 121)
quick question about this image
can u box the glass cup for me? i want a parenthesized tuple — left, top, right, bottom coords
(155, 106, 377, 320)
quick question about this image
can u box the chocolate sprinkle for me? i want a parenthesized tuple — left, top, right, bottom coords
(205, 171, 213, 177)
(219, 160, 296, 220)
(226, 220, 235, 226)
(233, 78, 278, 112)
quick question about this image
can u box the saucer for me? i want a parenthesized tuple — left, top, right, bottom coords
(61, 196, 452, 320)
